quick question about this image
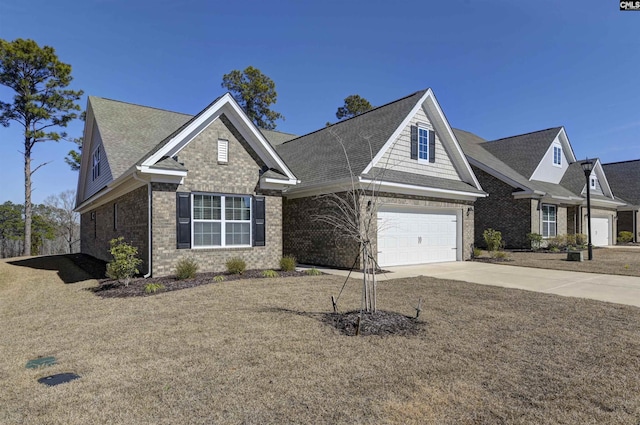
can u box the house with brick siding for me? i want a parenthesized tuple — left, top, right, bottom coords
(602, 159, 640, 242)
(75, 94, 298, 277)
(275, 89, 487, 268)
(454, 127, 626, 249)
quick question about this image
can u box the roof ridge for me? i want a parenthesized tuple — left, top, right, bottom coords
(280, 89, 429, 146)
(90, 96, 193, 117)
(489, 126, 563, 143)
(602, 158, 640, 166)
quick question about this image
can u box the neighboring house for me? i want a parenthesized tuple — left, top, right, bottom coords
(75, 94, 297, 276)
(275, 89, 487, 268)
(455, 127, 625, 248)
(602, 159, 640, 242)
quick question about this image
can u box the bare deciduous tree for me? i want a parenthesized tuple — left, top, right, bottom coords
(44, 190, 80, 254)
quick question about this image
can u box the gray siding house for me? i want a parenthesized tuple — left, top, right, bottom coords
(455, 127, 625, 248)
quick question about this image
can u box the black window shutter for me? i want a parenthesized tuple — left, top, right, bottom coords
(176, 192, 191, 249)
(410, 125, 418, 160)
(429, 130, 436, 163)
(253, 196, 266, 247)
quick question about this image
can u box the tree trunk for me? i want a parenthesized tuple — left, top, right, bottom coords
(23, 140, 32, 256)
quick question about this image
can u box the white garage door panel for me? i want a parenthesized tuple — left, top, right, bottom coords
(377, 210, 457, 267)
(591, 218, 609, 246)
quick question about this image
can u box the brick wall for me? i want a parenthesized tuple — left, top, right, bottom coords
(282, 191, 474, 269)
(150, 115, 282, 276)
(472, 166, 532, 248)
(80, 185, 149, 274)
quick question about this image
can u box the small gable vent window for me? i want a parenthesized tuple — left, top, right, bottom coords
(410, 124, 436, 163)
(218, 139, 228, 164)
(553, 145, 562, 166)
(590, 176, 597, 189)
(92, 147, 101, 181)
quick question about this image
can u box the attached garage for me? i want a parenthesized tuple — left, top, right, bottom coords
(377, 207, 461, 267)
(591, 217, 610, 246)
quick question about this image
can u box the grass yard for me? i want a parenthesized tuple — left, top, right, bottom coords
(477, 247, 640, 277)
(2, 256, 640, 424)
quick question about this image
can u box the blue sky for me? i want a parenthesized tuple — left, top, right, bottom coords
(1, 0, 639, 204)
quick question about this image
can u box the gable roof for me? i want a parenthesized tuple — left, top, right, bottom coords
(276, 90, 427, 188)
(89, 96, 192, 180)
(275, 89, 483, 197)
(481, 127, 563, 179)
(603, 159, 640, 206)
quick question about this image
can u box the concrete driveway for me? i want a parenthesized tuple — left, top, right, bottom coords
(310, 262, 640, 308)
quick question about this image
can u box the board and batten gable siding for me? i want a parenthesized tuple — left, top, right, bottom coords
(374, 105, 461, 181)
(529, 136, 568, 184)
(82, 125, 113, 201)
(150, 115, 282, 276)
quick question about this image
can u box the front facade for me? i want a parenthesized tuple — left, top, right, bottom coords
(76, 95, 296, 276)
(455, 128, 624, 249)
(276, 89, 486, 269)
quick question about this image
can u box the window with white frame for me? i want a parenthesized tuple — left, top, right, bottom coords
(590, 176, 597, 190)
(542, 204, 557, 238)
(192, 194, 251, 247)
(553, 145, 562, 166)
(418, 126, 429, 161)
(92, 147, 101, 181)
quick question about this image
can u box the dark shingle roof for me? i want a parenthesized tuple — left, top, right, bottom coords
(482, 127, 563, 179)
(260, 129, 298, 146)
(603, 159, 640, 206)
(275, 90, 427, 188)
(559, 162, 587, 195)
(89, 97, 192, 180)
(363, 168, 485, 194)
(455, 128, 581, 200)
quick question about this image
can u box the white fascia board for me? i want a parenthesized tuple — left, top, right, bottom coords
(282, 178, 360, 199)
(425, 91, 483, 191)
(75, 173, 145, 214)
(137, 165, 188, 177)
(362, 90, 431, 175)
(362, 89, 483, 192)
(359, 178, 486, 201)
(142, 94, 231, 167)
(262, 177, 297, 185)
(221, 99, 297, 181)
(586, 198, 627, 208)
(557, 127, 577, 162)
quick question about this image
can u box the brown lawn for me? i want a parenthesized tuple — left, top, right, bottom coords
(2, 255, 640, 424)
(478, 248, 640, 277)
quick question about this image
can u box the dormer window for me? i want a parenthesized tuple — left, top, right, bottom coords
(553, 145, 562, 166)
(92, 147, 101, 181)
(590, 176, 597, 190)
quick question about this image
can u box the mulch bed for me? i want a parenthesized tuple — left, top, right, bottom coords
(322, 310, 423, 336)
(90, 269, 312, 298)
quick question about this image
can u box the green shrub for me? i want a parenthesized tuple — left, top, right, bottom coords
(306, 268, 321, 276)
(618, 231, 634, 244)
(490, 250, 509, 260)
(280, 255, 296, 272)
(546, 235, 566, 251)
(106, 237, 142, 287)
(213, 275, 225, 283)
(472, 247, 483, 258)
(565, 233, 577, 248)
(483, 228, 502, 251)
(226, 257, 246, 275)
(527, 233, 543, 250)
(175, 257, 198, 280)
(262, 269, 279, 278)
(575, 233, 587, 246)
(144, 283, 165, 294)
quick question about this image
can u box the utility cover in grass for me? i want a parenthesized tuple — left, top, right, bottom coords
(37, 373, 80, 386)
(26, 356, 56, 369)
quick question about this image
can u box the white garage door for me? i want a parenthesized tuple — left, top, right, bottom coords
(591, 217, 610, 246)
(377, 209, 458, 267)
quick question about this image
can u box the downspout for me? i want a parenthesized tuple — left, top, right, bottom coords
(132, 172, 152, 278)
